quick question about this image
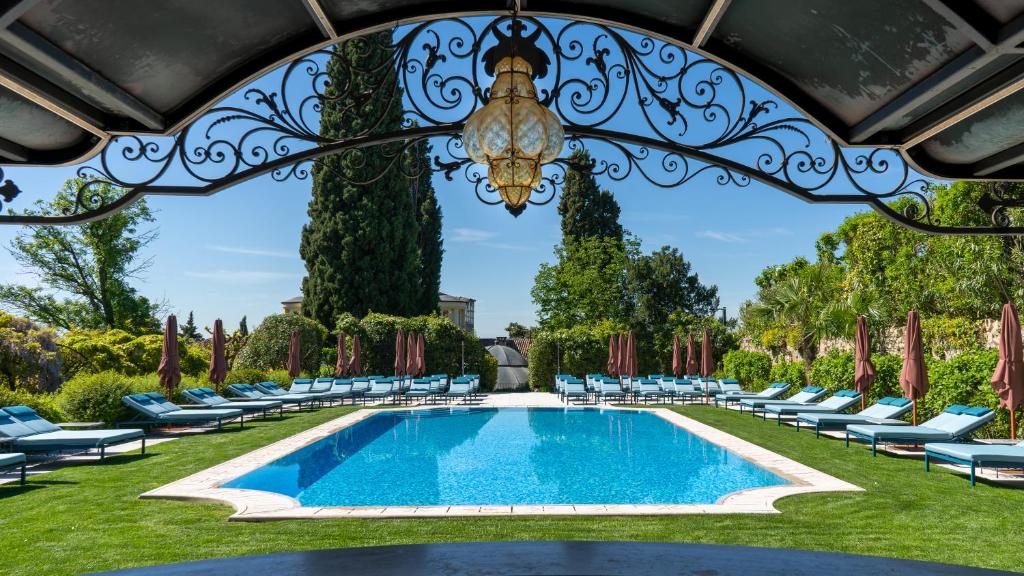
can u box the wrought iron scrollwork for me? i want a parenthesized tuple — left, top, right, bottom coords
(0, 167, 20, 211)
(0, 15, 1018, 234)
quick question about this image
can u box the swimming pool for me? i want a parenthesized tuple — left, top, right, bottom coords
(223, 408, 788, 507)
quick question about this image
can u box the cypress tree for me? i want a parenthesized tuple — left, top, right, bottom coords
(300, 32, 420, 329)
(409, 138, 443, 314)
(181, 311, 201, 341)
(557, 149, 623, 243)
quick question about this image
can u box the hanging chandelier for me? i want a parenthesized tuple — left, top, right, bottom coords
(461, 20, 564, 216)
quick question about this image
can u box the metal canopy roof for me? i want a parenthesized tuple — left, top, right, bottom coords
(3, 0, 1024, 181)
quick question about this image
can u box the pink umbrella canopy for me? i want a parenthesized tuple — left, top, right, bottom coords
(617, 333, 627, 377)
(671, 334, 682, 377)
(626, 330, 637, 377)
(701, 329, 714, 403)
(607, 335, 618, 376)
(349, 334, 362, 376)
(394, 329, 406, 377)
(286, 330, 301, 378)
(899, 310, 929, 425)
(686, 333, 699, 376)
(992, 302, 1024, 440)
(157, 314, 182, 395)
(854, 315, 876, 411)
(334, 332, 348, 378)
(416, 332, 426, 377)
(207, 318, 227, 389)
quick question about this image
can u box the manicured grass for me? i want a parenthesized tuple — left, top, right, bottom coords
(1, 404, 1022, 575)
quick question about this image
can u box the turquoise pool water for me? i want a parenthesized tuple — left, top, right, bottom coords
(224, 408, 787, 506)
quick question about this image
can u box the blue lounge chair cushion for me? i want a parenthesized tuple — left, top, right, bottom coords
(2, 406, 61, 434)
(14, 428, 144, 449)
(925, 442, 1024, 464)
(0, 411, 36, 438)
(963, 406, 993, 417)
(0, 452, 25, 467)
(944, 405, 969, 415)
(802, 386, 824, 393)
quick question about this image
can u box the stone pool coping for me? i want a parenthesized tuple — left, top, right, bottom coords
(140, 405, 861, 521)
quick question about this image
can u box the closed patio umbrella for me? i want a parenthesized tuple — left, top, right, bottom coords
(349, 335, 362, 376)
(617, 333, 627, 378)
(416, 332, 426, 377)
(701, 329, 714, 404)
(607, 335, 618, 377)
(991, 302, 1024, 440)
(286, 330, 301, 378)
(208, 318, 227, 391)
(406, 331, 417, 377)
(157, 314, 181, 395)
(626, 330, 637, 377)
(854, 315, 876, 411)
(335, 332, 348, 378)
(899, 310, 929, 425)
(394, 329, 406, 377)
(686, 333, 699, 376)
(672, 334, 682, 377)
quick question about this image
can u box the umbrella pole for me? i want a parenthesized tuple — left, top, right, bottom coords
(912, 399, 917, 426)
(1011, 409, 1017, 441)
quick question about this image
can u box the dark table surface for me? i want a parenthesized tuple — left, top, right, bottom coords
(92, 541, 1019, 575)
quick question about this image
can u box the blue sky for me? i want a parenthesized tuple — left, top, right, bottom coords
(0, 18, 919, 337)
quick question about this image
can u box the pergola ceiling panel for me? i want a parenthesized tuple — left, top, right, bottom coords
(17, 0, 320, 115)
(2, 0, 1024, 183)
(711, 0, 974, 126)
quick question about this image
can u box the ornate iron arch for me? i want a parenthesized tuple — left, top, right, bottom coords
(1, 15, 1021, 234)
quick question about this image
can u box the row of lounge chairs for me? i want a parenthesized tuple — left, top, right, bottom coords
(554, 374, 743, 404)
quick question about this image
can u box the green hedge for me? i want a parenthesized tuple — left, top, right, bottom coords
(808, 351, 854, 392)
(721, 350, 771, 390)
(57, 371, 206, 425)
(235, 314, 327, 375)
(527, 321, 622, 391)
(58, 329, 209, 380)
(769, 360, 806, 389)
(0, 388, 63, 422)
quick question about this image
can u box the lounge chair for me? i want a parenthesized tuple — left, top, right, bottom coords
(637, 379, 665, 404)
(0, 452, 26, 485)
(762, 390, 861, 425)
(846, 405, 996, 456)
(924, 440, 1024, 487)
(598, 378, 626, 403)
(562, 379, 588, 404)
(310, 377, 343, 405)
(363, 378, 396, 403)
(445, 379, 472, 404)
(717, 379, 744, 394)
(181, 388, 283, 418)
(121, 392, 244, 430)
(327, 379, 355, 405)
(796, 397, 913, 437)
(671, 379, 704, 404)
(403, 378, 432, 404)
(350, 378, 371, 404)
(657, 377, 678, 403)
(253, 382, 323, 407)
(738, 386, 827, 416)
(715, 382, 791, 407)
(226, 383, 318, 410)
(1, 406, 145, 460)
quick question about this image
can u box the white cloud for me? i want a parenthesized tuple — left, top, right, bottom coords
(206, 245, 296, 259)
(183, 270, 298, 283)
(696, 230, 746, 243)
(449, 228, 495, 243)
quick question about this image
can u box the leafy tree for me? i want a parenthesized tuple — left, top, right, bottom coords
(299, 33, 421, 330)
(532, 236, 636, 329)
(180, 311, 201, 341)
(557, 149, 623, 243)
(0, 311, 60, 391)
(410, 138, 443, 314)
(238, 316, 249, 337)
(0, 178, 160, 332)
(506, 322, 535, 339)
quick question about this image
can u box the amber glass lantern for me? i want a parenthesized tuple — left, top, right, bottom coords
(462, 55, 564, 216)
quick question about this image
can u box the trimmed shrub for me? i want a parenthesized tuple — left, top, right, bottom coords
(769, 360, 806, 389)
(870, 354, 903, 404)
(527, 320, 623, 391)
(0, 388, 63, 422)
(923, 349, 1007, 437)
(808, 351, 854, 392)
(264, 369, 296, 386)
(222, 368, 267, 387)
(722, 350, 771, 390)
(235, 314, 328, 374)
(341, 312, 487, 378)
(480, 353, 498, 391)
(57, 371, 148, 425)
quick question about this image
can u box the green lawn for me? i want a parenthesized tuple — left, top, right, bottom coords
(1, 404, 1022, 575)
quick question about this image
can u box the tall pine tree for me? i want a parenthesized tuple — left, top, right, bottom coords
(300, 32, 421, 329)
(409, 137, 443, 314)
(557, 149, 623, 243)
